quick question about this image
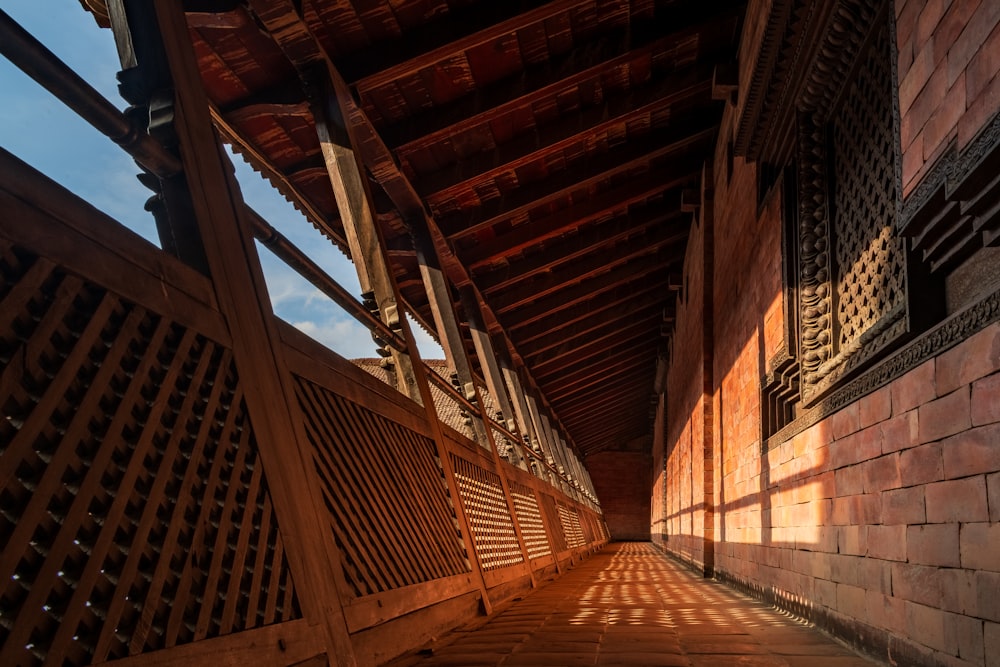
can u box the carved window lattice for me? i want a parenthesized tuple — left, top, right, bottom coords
(795, 6, 909, 405)
(0, 243, 300, 667)
(449, 454, 523, 571)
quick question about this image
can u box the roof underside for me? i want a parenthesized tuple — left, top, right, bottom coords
(174, 0, 743, 457)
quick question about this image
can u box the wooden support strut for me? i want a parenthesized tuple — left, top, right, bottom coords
(150, 1, 357, 663)
(310, 70, 422, 402)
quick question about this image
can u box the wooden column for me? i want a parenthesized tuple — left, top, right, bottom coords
(151, 2, 357, 663)
(497, 354, 547, 476)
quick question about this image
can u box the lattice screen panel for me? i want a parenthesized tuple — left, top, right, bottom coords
(558, 504, 586, 549)
(831, 23, 905, 352)
(449, 454, 523, 571)
(508, 482, 551, 560)
(0, 244, 300, 667)
(295, 378, 470, 597)
(538, 493, 568, 553)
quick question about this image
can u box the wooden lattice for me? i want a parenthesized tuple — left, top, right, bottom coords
(832, 24, 905, 350)
(449, 454, 523, 571)
(0, 243, 300, 666)
(508, 482, 551, 560)
(796, 8, 907, 403)
(294, 377, 470, 597)
(538, 493, 568, 553)
(557, 503, 586, 549)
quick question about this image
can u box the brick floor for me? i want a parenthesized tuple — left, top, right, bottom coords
(393, 543, 880, 667)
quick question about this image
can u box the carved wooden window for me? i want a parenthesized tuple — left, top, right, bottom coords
(794, 9, 912, 405)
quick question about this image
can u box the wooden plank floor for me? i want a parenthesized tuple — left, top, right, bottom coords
(391, 542, 880, 667)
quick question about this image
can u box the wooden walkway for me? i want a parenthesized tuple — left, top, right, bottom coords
(394, 543, 880, 667)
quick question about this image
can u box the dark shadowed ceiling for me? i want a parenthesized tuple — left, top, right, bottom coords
(96, 0, 745, 458)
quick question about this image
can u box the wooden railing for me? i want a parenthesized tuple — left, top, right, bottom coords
(0, 9, 608, 664)
(0, 148, 607, 666)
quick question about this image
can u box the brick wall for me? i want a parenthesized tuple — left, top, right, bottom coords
(897, 0, 1000, 195)
(652, 4, 1000, 664)
(589, 446, 652, 541)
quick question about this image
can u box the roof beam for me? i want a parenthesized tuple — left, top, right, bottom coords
(378, 0, 745, 149)
(416, 70, 713, 199)
(494, 246, 681, 316)
(519, 292, 669, 359)
(513, 280, 668, 346)
(489, 239, 684, 314)
(476, 213, 686, 294)
(351, 0, 590, 94)
(529, 317, 657, 375)
(439, 125, 714, 237)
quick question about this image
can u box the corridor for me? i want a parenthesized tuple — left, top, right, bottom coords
(395, 543, 879, 667)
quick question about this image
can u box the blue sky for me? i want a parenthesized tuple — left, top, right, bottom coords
(0, 0, 440, 360)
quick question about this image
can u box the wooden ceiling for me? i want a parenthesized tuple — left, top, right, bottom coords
(178, 0, 744, 457)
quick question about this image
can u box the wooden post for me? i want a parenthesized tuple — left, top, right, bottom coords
(151, 2, 357, 663)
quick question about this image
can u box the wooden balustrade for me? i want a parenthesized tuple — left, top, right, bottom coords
(0, 146, 608, 665)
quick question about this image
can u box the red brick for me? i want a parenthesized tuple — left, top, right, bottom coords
(907, 523, 961, 567)
(936, 0, 984, 59)
(859, 386, 892, 428)
(896, 0, 923, 50)
(868, 524, 907, 562)
(882, 485, 926, 525)
(942, 423, 1000, 479)
(936, 325, 1000, 395)
(837, 583, 868, 620)
(985, 622, 1000, 665)
(941, 568, 979, 616)
(838, 525, 868, 556)
(863, 454, 901, 493)
(904, 65, 950, 148)
(950, 611, 985, 664)
(814, 577, 837, 609)
(961, 522, 1000, 571)
(828, 425, 882, 469)
(915, 0, 947, 53)
(925, 476, 990, 523)
(900, 442, 945, 487)
(835, 464, 865, 497)
(918, 387, 972, 443)
(968, 16, 1000, 102)
(923, 73, 965, 160)
(947, 0, 1000, 86)
(906, 601, 953, 654)
(892, 360, 937, 414)
(882, 410, 920, 453)
(831, 402, 861, 440)
(976, 571, 1000, 622)
(892, 562, 943, 606)
(900, 37, 939, 114)
(831, 493, 881, 526)
(972, 371, 1000, 426)
(960, 68, 1000, 147)
(867, 590, 906, 635)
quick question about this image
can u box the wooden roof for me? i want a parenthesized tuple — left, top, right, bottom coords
(178, 0, 743, 457)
